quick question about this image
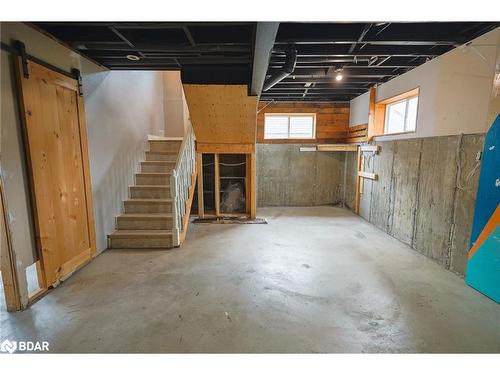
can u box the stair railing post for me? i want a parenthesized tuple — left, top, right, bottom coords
(170, 170, 180, 247)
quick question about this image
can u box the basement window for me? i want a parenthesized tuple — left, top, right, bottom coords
(383, 91, 419, 135)
(264, 114, 316, 139)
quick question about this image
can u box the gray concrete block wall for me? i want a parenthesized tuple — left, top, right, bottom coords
(257, 144, 344, 207)
(413, 136, 459, 265)
(449, 135, 484, 275)
(344, 151, 358, 210)
(369, 141, 395, 232)
(357, 134, 484, 276)
(256, 135, 483, 276)
(389, 139, 422, 245)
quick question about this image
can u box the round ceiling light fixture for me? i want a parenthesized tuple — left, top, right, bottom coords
(126, 54, 141, 61)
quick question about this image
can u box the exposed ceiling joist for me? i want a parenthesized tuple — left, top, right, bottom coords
(31, 21, 500, 102)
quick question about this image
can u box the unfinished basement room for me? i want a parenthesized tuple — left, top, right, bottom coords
(1, 8, 499, 365)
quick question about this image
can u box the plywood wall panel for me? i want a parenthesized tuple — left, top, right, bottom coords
(183, 84, 258, 145)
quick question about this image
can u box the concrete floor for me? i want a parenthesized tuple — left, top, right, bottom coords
(1, 207, 499, 353)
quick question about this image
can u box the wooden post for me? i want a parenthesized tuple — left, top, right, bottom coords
(196, 152, 204, 218)
(359, 154, 365, 195)
(366, 87, 377, 141)
(354, 146, 362, 214)
(170, 171, 180, 246)
(245, 154, 251, 214)
(249, 152, 257, 219)
(214, 153, 220, 217)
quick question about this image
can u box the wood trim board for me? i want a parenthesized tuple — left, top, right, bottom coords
(196, 142, 255, 154)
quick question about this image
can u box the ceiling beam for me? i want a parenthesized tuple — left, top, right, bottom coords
(275, 39, 461, 46)
(267, 87, 368, 91)
(99, 58, 251, 66)
(264, 91, 365, 95)
(268, 67, 400, 75)
(250, 22, 280, 96)
(269, 64, 417, 69)
(260, 97, 352, 102)
(278, 44, 454, 56)
(108, 26, 135, 48)
(183, 26, 196, 46)
(36, 22, 254, 29)
(348, 23, 373, 54)
(73, 43, 250, 52)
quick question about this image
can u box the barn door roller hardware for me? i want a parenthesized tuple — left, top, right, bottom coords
(13, 40, 29, 78)
(1, 40, 78, 81)
(71, 68, 83, 96)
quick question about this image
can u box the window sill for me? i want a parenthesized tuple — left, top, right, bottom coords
(375, 130, 416, 138)
(261, 138, 317, 144)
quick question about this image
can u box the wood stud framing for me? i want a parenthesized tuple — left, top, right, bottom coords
(196, 153, 204, 219)
(214, 153, 221, 217)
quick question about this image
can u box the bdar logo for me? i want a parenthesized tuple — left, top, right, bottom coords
(0, 339, 17, 354)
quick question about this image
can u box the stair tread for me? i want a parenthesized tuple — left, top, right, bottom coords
(146, 151, 178, 154)
(124, 198, 172, 203)
(118, 212, 172, 216)
(141, 161, 175, 164)
(136, 172, 171, 176)
(110, 229, 172, 238)
(130, 185, 170, 188)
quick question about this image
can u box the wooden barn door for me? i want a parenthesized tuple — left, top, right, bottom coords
(15, 57, 96, 288)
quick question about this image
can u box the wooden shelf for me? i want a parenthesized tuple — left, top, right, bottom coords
(316, 144, 358, 152)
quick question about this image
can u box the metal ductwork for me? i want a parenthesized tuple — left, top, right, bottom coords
(262, 45, 297, 92)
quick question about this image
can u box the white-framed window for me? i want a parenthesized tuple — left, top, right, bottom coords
(384, 95, 419, 135)
(264, 114, 316, 139)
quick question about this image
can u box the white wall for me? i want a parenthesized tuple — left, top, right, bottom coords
(84, 70, 166, 252)
(349, 27, 500, 139)
(349, 91, 369, 127)
(163, 71, 188, 137)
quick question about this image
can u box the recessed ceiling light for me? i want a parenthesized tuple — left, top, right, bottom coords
(126, 54, 141, 61)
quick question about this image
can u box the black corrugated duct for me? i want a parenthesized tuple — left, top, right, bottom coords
(262, 45, 297, 92)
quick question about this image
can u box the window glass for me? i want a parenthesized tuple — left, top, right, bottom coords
(384, 95, 418, 134)
(264, 114, 315, 139)
(406, 96, 418, 131)
(386, 100, 406, 134)
(289, 116, 314, 138)
(264, 116, 289, 139)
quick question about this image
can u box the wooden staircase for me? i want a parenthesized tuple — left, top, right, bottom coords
(108, 138, 182, 249)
